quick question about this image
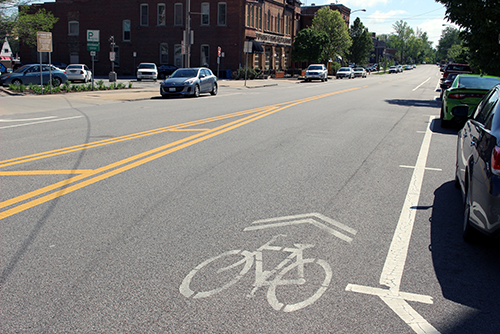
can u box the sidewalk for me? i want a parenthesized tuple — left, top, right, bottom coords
(0, 77, 300, 102)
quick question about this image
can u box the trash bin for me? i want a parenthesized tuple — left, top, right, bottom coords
(226, 69, 232, 79)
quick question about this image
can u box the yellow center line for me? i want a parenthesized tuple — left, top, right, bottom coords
(0, 87, 361, 220)
(0, 170, 94, 176)
(0, 106, 273, 168)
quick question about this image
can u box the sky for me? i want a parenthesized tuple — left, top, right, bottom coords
(311, 0, 457, 47)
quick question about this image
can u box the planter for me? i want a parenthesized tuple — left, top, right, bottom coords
(275, 71, 284, 78)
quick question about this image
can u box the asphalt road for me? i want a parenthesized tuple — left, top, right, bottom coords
(1, 65, 499, 333)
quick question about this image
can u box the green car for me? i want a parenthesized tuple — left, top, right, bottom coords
(441, 74, 500, 127)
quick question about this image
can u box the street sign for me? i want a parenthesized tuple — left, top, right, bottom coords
(87, 30, 100, 51)
(90, 51, 96, 56)
(109, 51, 115, 61)
(37, 32, 52, 52)
(87, 30, 99, 42)
(87, 42, 99, 52)
(244, 41, 252, 54)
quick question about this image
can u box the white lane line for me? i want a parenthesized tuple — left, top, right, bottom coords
(399, 165, 442, 172)
(0, 116, 82, 129)
(346, 116, 440, 334)
(413, 78, 431, 91)
(0, 116, 57, 122)
(380, 115, 435, 291)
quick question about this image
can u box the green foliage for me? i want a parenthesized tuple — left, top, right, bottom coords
(16, 7, 59, 47)
(312, 7, 352, 64)
(348, 18, 373, 65)
(231, 67, 263, 80)
(437, 0, 500, 75)
(292, 28, 329, 63)
(7, 79, 132, 94)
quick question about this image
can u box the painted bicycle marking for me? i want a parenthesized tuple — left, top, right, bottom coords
(179, 234, 332, 312)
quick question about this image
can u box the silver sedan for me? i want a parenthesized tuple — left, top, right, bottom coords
(160, 67, 217, 98)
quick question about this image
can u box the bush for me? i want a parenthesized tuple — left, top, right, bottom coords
(232, 67, 261, 80)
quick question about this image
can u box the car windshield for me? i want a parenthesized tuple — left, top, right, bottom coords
(339, 68, 350, 72)
(354, 68, 364, 71)
(171, 69, 198, 78)
(308, 66, 323, 70)
(138, 64, 156, 69)
(14, 65, 31, 73)
(457, 77, 500, 90)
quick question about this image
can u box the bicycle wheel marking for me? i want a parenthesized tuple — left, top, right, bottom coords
(179, 234, 336, 312)
(179, 249, 253, 299)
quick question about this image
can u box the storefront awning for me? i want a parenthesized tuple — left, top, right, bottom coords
(252, 40, 264, 54)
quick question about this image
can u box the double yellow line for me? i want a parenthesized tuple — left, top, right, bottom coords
(0, 87, 360, 220)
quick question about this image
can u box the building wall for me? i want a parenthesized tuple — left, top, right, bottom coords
(20, 0, 301, 77)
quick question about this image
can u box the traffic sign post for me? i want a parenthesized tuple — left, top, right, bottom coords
(87, 30, 100, 89)
(37, 31, 52, 93)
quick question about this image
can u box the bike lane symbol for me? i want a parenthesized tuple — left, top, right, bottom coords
(179, 213, 357, 312)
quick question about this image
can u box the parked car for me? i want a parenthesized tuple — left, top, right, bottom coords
(304, 64, 328, 82)
(137, 62, 158, 81)
(454, 84, 500, 242)
(160, 67, 217, 98)
(65, 64, 92, 83)
(439, 72, 459, 99)
(441, 63, 472, 82)
(336, 67, 354, 79)
(397, 65, 403, 73)
(0, 64, 68, 86)
(389, 66, 398, 74)
(157, 64, 179, 79)
(51, 61, 68, 70)
(404, 65, 413, 70)
(353, 67, 367, 78)
(440, 74, 500, 127)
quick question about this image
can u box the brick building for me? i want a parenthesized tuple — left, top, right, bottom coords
(21, 0, 301, 77)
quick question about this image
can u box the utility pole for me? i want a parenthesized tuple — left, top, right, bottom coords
(185, 0, 191, 68)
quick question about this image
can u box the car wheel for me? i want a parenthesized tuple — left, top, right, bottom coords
(210, 83, 217, 96)
(440, 106, 451, 128)
(463, 188, 481, 243)
(52, 77, 62, 87)
(193, 84, 200, 97)
(325, 76, 328, 82)
(11, 79, 22, 86)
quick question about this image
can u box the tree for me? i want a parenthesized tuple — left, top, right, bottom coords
(436, 27, 461, 61)
(437, 0, 500, 75)
(391, 20, 413, 63)
(312, 7, 352, 64)
(292, 28, 329, 64)
(348, 17, 373, 65)
(1, 1, 58, 54)
(16, 6, 58, 47)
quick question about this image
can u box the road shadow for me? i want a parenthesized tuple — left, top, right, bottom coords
(385, 98, 441, 108)
(430, 181, 500, 333)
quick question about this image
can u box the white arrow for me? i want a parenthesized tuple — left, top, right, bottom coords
(244, 213, 357, 243)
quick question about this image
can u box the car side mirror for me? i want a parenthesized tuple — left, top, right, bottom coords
(451, 105, 469, 117)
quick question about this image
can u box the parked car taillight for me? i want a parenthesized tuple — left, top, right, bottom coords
(492, 146, 500, 175)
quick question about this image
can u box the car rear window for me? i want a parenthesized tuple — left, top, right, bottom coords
(457, 77, 500, 90)
(447, 64, 471, 71)
(139, 64, 156, 69)
(67, 65, 82, 69)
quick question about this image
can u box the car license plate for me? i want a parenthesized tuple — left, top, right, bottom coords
(169, 88, 175, 92)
